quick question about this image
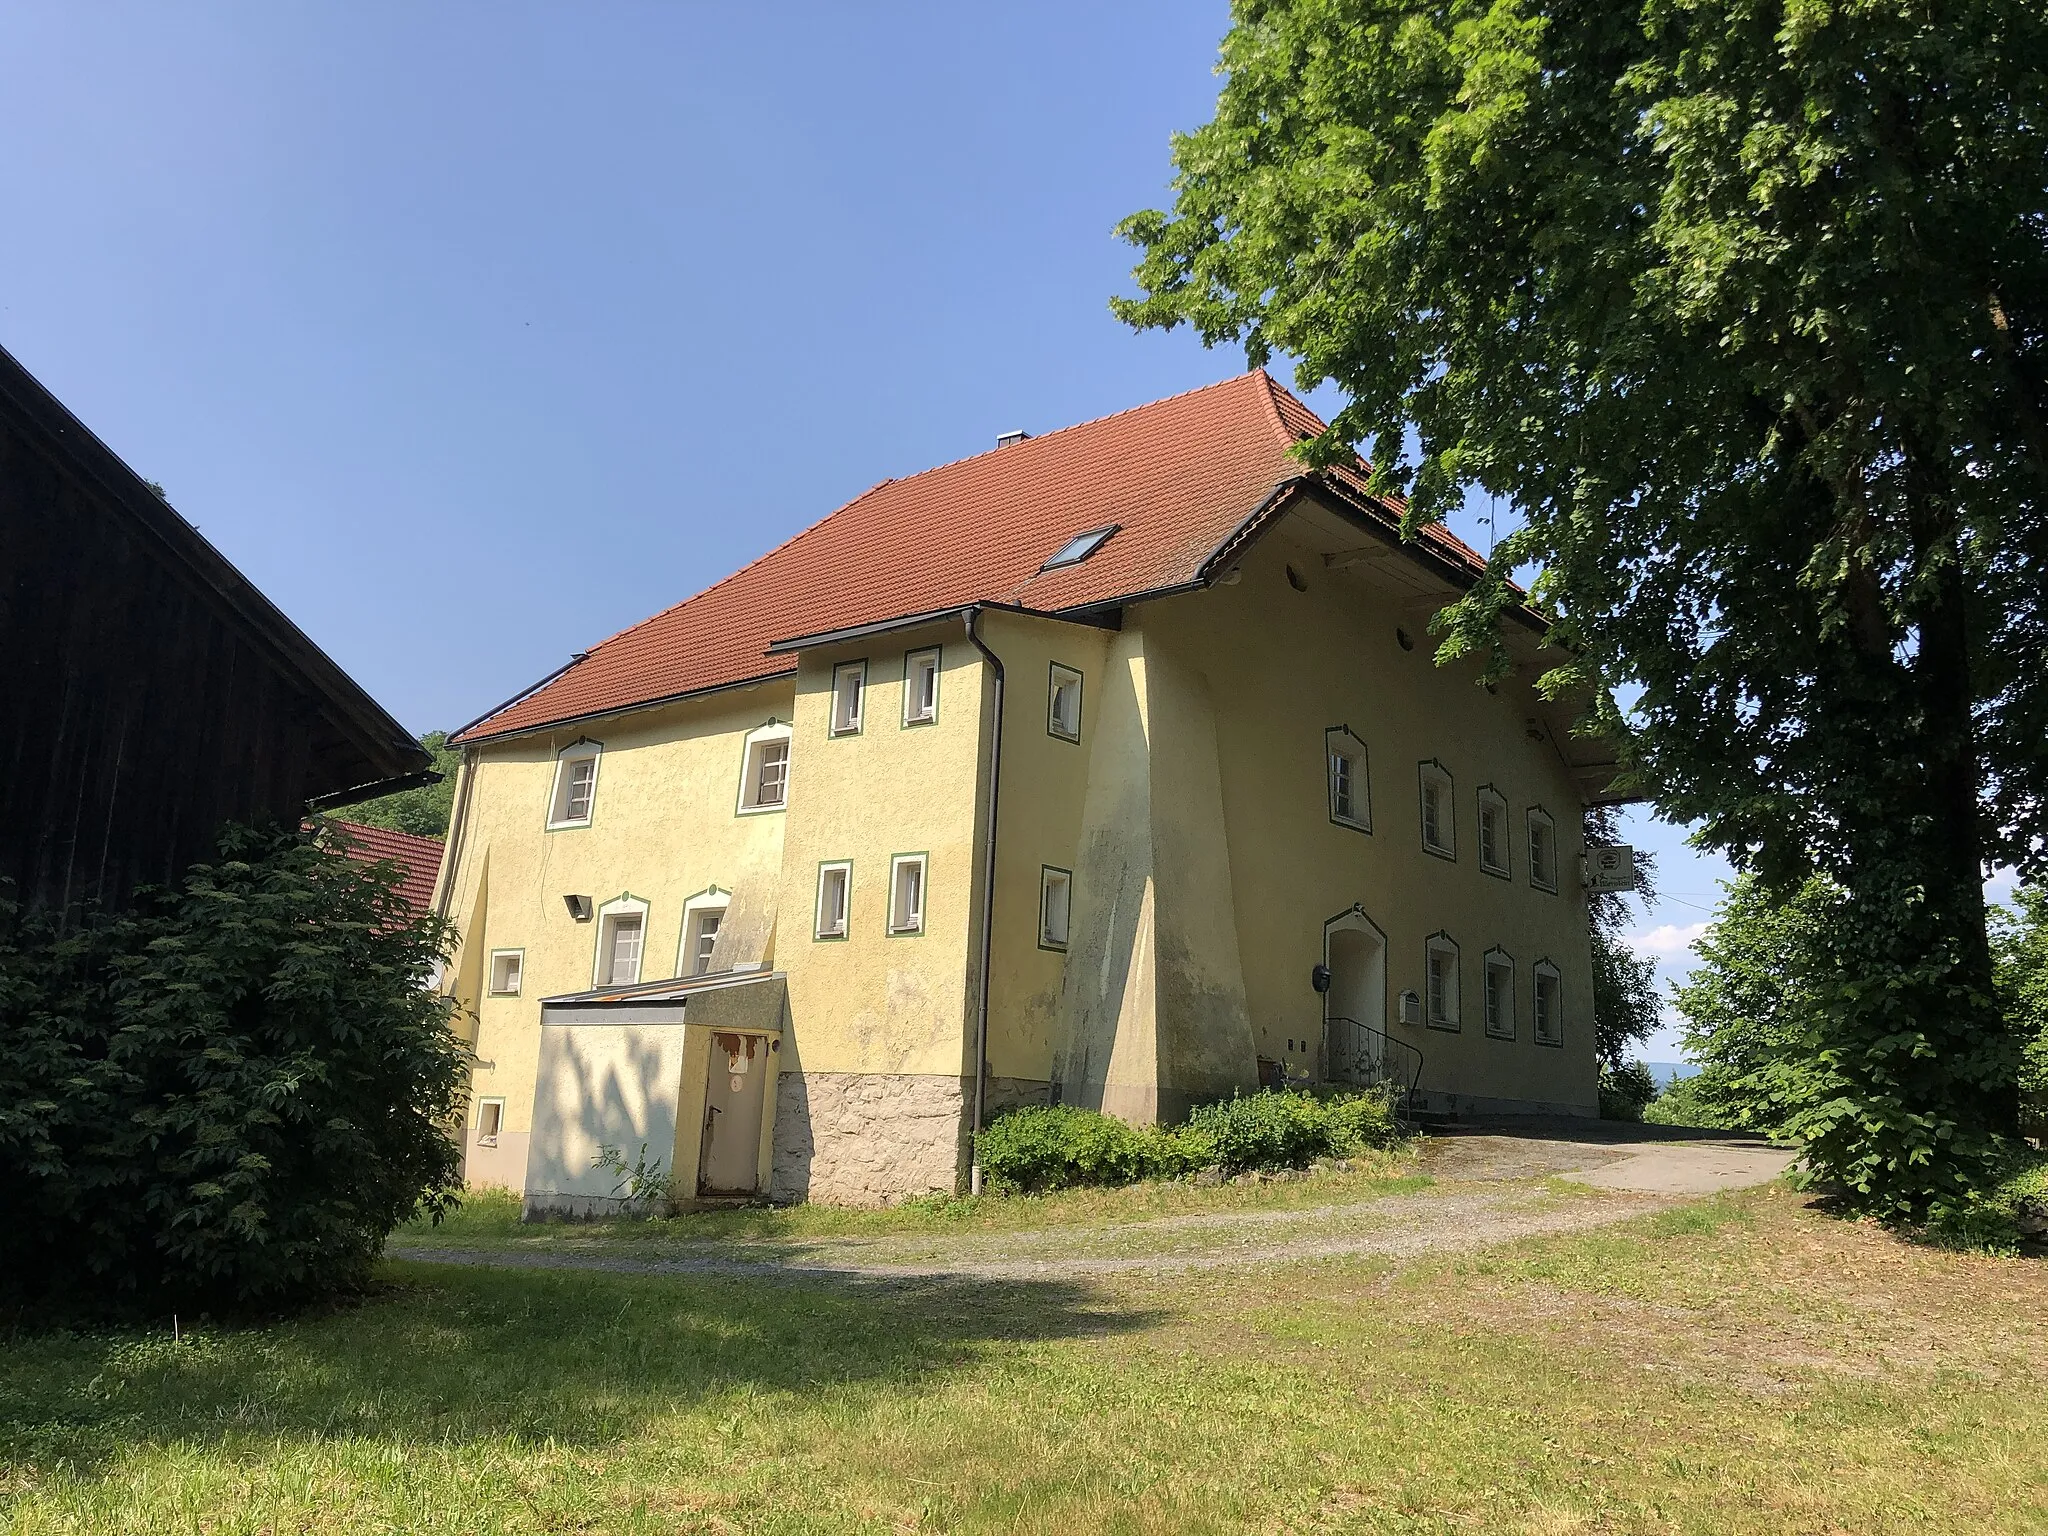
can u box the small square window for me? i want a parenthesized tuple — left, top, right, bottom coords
(903, 648, 941, 726)
(1483, 952, 1515, 1040)
(487, 950, 523, 996)
(1425, 935, 1460, 1030)
(1528, 808, 1558, 892)
(476, 1098, 505, 1144)
(1477, 789, 1510, 878)
(1534, 963, 1564, 1046)
(548, 745, 601, 828)
(1419, 762, 1455, 859)
(1048, 664, 1083, 743)
(830, 661, 866, 736)
(1039, 866, 1072, 950)
(815, 862, 851, 940)
(889, 854, 927, 935)
(1327, 727, 1371, 832)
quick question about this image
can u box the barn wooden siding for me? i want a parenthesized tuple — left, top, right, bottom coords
(0, 345, 429, 915)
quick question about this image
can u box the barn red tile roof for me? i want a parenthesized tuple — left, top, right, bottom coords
(325, 821, 445, 917)
(454, 371, 1497, 744)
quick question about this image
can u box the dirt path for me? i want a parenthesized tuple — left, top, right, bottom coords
(392, 1132, 1795, 1284)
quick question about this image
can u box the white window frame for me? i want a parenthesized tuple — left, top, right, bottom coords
(591, 894, 650, 988)
(902, 647, 941, 727)
(1039, 865, 1072, 951)
(1424, 932, 1461, 1031)
(1418, 760, 1455, 860)
(1483, 948, 1516, 1040)
(1476, 786, 1511, 879)
(1533, 960, 1564, 1047)
(677, 887, 730, 977)
(830, 660, 867, 737)
(1326, 726, 1371, 833)
(546, 740, 602, 830)
(814, 861, 852, 941)
(736, 721, 794, 814)
(888, 853, 928, 936)
(475, 1097, 506, 1145)
(486, 948, 524, 997)
(1047, 663, 1083, 744)
(1527, 806, 1559, 893)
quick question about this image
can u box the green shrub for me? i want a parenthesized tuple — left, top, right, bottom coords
(975, 1087, 1402, 1194)
(1924, 1149, 2048, 1253)
(1598, 1061, 1658, 1121)
(0, 823, 468, 1318)
(1641, 1072, 1739, 1128)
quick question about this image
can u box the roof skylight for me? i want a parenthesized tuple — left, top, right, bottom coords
(1040, 524, 1119, 571)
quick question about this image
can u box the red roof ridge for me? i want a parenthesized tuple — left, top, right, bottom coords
(854, 369, 1273, 489)
(1256, 369, 1319, 449)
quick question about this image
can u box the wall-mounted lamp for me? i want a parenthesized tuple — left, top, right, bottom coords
(1311, 963, 1332, 994)
(564, 894, 593, 922)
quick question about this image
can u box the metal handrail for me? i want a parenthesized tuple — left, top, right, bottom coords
(1322, 1013, 1424, 1106)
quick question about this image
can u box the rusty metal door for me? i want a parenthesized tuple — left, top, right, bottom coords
(698, 1032, 767, 1195)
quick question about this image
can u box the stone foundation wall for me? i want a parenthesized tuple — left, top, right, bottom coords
(771, 1072, 1051, 1205)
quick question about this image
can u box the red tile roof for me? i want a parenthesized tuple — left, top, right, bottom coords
(455, 372, 1496, 744)
(324, 821, 445, 917)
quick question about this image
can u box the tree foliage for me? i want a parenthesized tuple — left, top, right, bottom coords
(1117, 0, 2048, 1216)
(1991, 884, 2048, 1134)
(0, 824, 468, 1317)
(1585, 806, 1660, 1067)
(340, 731, 461, 838)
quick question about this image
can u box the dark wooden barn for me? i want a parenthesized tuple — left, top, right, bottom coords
(0, 342, 432, 914)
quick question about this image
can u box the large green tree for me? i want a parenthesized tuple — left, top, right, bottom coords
(1118, 0, 2048, 1216)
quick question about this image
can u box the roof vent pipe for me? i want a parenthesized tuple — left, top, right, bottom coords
(995, 429, 1031, 448)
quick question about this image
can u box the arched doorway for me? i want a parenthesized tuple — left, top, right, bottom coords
(1323, 905, 1388, 1085)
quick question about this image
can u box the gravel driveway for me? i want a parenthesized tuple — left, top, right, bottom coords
(392, 1125, 1796, 1285)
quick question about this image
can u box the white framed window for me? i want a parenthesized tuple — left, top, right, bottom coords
(1424, 933, 1460, 1030)
(814, 861, 852, 940)
(1418, 760, 1455, 859)
(888, 853, 928, 935)
(592, 895, 648, 988)
(678, 888, 730, 977)
(1477, 787, 1510, 878)
(487, 949, 524, 997)
(903, 647, 941, 726)
(1039, 866, 1072, 951)
(737, 721, 793, 814)
(830, 660, 867, 736)
(1047, 663, 1083, 743)
(1533, 961, 1564, 1046)
(476, 1097, 506, 1145)
(1528, 806, 1558, 892)
(1326, 727, 1371, 833)
(546, 740, 602, 829)
(1483, 948, 1516, 1040)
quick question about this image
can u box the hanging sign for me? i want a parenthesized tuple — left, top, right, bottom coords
(1582, 846, 1637, 893)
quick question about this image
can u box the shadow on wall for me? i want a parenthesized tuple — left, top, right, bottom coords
(1, 1263, 1166, 1479)
(525, 1027, 684, 1199)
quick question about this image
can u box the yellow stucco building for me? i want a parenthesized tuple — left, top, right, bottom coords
(434, 373, 1625, 1210)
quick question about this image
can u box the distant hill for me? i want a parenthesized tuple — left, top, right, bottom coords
(1642, 1062, 1696, 1088)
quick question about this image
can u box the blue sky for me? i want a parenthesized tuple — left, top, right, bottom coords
(2, 2, 1734, 1054)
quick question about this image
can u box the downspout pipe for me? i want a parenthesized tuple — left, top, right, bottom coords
(963, 607, 1005, 1196)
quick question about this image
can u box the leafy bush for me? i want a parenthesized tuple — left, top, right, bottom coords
(1598, 1061, 1658, 1122)
(975, 1087, 1401, 1194)
(0, 823, 468, 1317)
(1924, 1150, 2048, 1254)
(1641, 1072, 1740, 1129)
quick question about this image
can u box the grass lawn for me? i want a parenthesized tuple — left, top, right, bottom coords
(4, 1178, 2046, 1533)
